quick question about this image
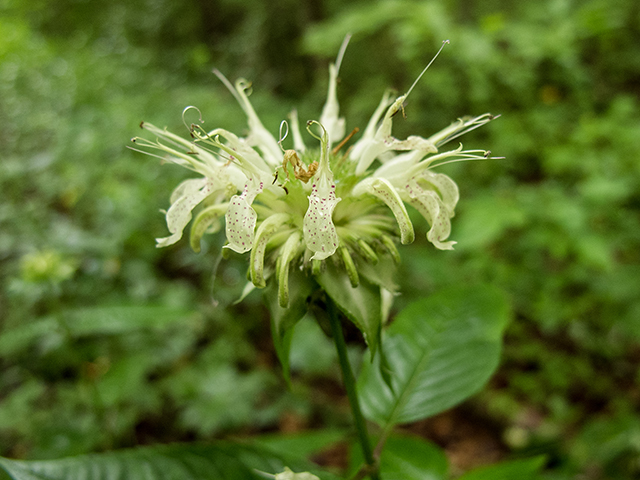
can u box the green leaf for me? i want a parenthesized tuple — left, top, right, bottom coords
(316, 261, 381, 356)
(379, 435, 448, 480)
(358, 285, 509, 427)
(456, 456, 546, 480)
(349, 434, 447, 480)
(0, 306, 197, 355)
(62, 305, 197, 336)
(266, 269, 315, 384)
(0, 317, 59, 356)
(254, 429, 348, 461)
(0, 442, 338, 480)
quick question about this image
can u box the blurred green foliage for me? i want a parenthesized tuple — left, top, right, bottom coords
(1, 0, 639, 478)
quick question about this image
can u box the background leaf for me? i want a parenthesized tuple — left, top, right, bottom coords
(358, 285, 510, 427)
(0, 442, 338, 480)
(253, 429, 348, 461)
(456, 456, 546, 480)
(61, 305, 197, 336)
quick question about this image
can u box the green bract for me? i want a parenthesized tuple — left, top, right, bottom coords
(132, 38, 498, 308)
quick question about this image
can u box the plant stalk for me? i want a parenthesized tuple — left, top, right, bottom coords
(327, 298, 380, 480)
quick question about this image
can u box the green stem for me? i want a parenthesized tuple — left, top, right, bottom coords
(327, 298, 380, 480)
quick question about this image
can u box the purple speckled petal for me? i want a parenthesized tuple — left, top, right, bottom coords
(303, 177, 341, 260)
(404, 176, 456, 250)
(156, 178, 217, 248)
(224, 178, 264, 253)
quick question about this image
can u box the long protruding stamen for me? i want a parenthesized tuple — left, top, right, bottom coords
(429, 113, 499, 147)
(353, 41, 451, 175)
(404, 39, 450, 99)
(332, 127, 359, 156)
(131, 136, 217, 178)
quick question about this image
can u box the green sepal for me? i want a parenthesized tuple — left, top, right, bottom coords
(316, 261, 381, 357)
(311, 259, 322, 276)
(265, 269, 315, 385)
(380, 235, 401, 263)
(190, 203, 229, 252)
(339, 246, 359, 288)
(357, 239, 379, 264)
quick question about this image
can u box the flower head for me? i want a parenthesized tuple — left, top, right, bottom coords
(131, 38, 499, 307)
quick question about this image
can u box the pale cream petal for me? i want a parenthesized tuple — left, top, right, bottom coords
(224, 178, 264, 253)
(303, 176, 341, 260)
(420, 172, 460, 216)
(319, 63, 346, 146)
(404, 177, 456, 250)
(156, 178, 218, 248)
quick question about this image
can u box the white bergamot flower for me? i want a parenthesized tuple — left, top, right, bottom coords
(131, 38, 499, 306)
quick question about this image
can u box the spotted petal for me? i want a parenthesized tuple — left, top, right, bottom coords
(156, 178, 218, 248)
(224, 178, 264, 253)
(420, 171, 459, 215)
(403, 176, 456, 250)
(304, 176, 341, 260)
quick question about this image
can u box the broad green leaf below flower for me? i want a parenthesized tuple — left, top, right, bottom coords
(0, 442, 338, 480)
(350, 434, 448, 480)
(357, 284, 510, 427)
